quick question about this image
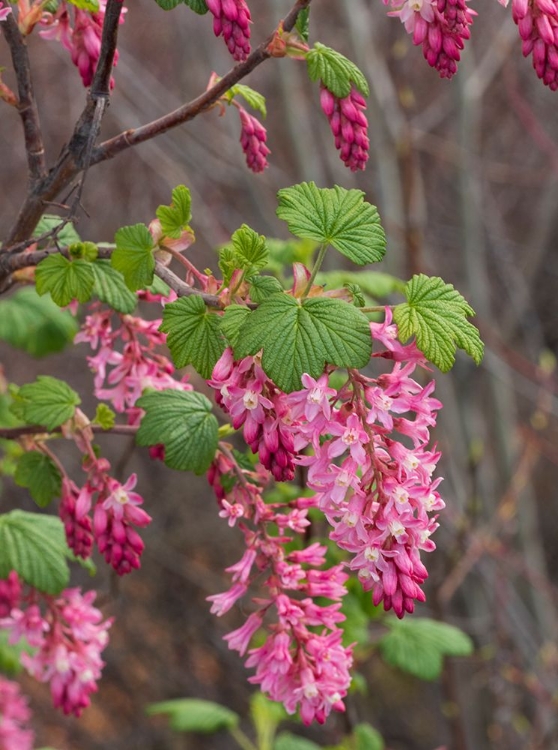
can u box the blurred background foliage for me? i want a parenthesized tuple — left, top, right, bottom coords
(1, 0, 558, 748)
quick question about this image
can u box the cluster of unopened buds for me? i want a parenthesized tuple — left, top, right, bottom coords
(0, 572, 111, 718)
(207, 308, 445, 720)
(39, 0, 125, 88)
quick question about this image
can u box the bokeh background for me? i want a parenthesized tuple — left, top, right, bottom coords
(1, 0, 558, 748)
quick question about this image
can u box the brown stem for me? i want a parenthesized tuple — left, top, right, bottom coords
(0, 423, 138, 440)
(1, 14, 46, 183)
(2, 0, 312, 247)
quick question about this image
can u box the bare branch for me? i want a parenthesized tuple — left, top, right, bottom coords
(92, 0, 311, 166)
(1, 14, 46, 183)
(0, 423, 139, 440)
(3, 0, 310, 246)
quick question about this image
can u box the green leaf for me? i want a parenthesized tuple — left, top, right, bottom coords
(34, 215, 81, 246)
(295, 7, 310, 42)
(184, 0, 208, 13)
(111, 224, 155, 291)
(153, 0, 182, 8)
(35, 254, 95, 307)
(11, 376, 81, 431)
(68, 241, 98, 261)
(354, 724, 385, 750)
(156, 185, 192, 239)
(229, 84, 267, 118)
(306, 43, 369, 98)
(250, 693, 286, 750)
(90, 260, 137, 314)
(232, 224, 268, 273)
(136, 390, 219, 474)
(393, 274, 484, 372)
(0, 511, 69, 594)
(344, 282, 365, 307)
(248, 275, 283, 303)
(0, 630, 34, 676)
(220, 305, 251, 349)
(160, 296, 226, 379)
(378, 618, 474, 681)
(235, 294, 372, 393)
(275, 733, 321, 750)
(67, 0, 100, 10)
(93, 403, 116, 430)
(277, 183, 386, 266)
(147, 698, 238, 733)
(14, 451, 62, 508)
(0, 287, 78, 357)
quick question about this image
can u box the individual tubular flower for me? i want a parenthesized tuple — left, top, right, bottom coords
(319, 85, 369, 171)
(512, 0, 558, 90)
(237, 106, 270, 173)
(60, 478, 94, 560)
(205, 0, 251, 61)
(1, 583, 112, 717)
(387, 0, 475, 79)
(206, 451, 353, 725)
(0, 677, 34, 750)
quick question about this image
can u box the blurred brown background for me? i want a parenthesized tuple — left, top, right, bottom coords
(2, 0, 558, 748)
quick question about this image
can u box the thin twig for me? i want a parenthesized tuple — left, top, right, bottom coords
(0, 423, 138, 440)
(90, 0, 312, 167)
(0, 14, 46, 183)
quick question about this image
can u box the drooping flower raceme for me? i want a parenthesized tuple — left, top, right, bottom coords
(206, 451, 353, 725)
(319, 85, 370, 171)
(207, 311, 445, 717)
(0, 578, 112, 717)
(205, 0, 251, 61)
(512, 0, 558, 90)
(237, 106, 271, 173)
(386, 0, 475, 78)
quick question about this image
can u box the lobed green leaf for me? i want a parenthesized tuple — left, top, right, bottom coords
(277, 183, 386, 266)
(160, 296, 226, 378)
(11, 376, 81, 431)
(0, 511, 69, 594)
(14, 451, 62, 508)
(306, 42, 369, 98)
(228, 83, 267, 118)
(111, 224, 155, 291)
(136, 390, 219, 474)
(90, 260, 137, 314)
(378, 617, 473, 681)
(156, 185, 192, 239)
(0, 287, 77, 357)
(235, 293, 372, 392)
(35, 254, 94, 307)
(393, 274, 484, 372)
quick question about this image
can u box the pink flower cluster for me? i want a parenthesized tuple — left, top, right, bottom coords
(0, 576, 111, 717)
(387, 0, 475, 78)
(209, 311, 444, 619)
(61, 465, 151, 575)
(512, 0, 558, 89)
(206, 0, 251, 61)
(40, 1, 124, 88)
(76, 305, 192, 424)
(237, 106, 270, 173)
(320, 85, 370, 171)
(207, 451, 353, 725)
(0, 677, 34, 750)
(209, 348, 296, 481)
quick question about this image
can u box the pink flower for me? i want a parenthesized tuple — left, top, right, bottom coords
(0, 3, 12, 21)
(320, 85, 369, 171)
(0, 572, 21, 617)
(0, 677, 34, 750)
(205, 0, 251, 61)
(512, 0, 558, 89)
(237, 106, 270, 173)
